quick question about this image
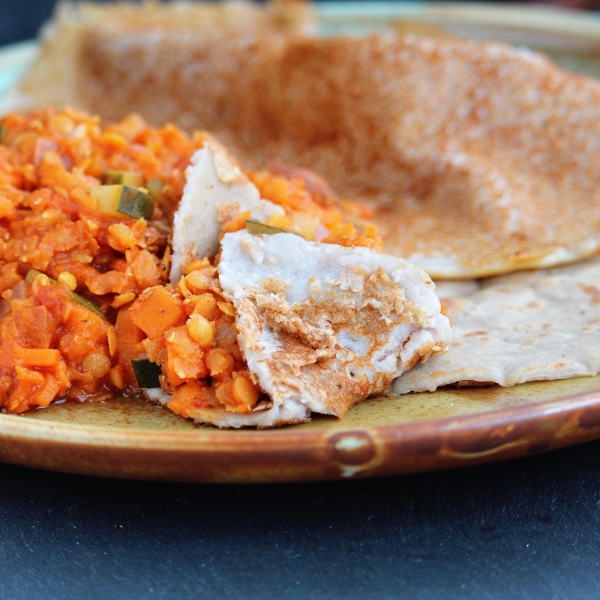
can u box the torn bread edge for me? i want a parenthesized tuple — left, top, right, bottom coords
(170, 142, 283, 282)
(148, 230, 451, 428)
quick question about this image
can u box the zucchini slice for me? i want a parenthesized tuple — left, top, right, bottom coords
(117, 186, 155, 219)
(70, 292, 107, 321)
(102, 170, 144, 188)
(91, 185, 154, 220)
(25, 268, 44, 285)
(146, 179, 165, 200)
(25, 269, 106, 320)
(246, 220, 289, 236)
(131, 358, 162, 388)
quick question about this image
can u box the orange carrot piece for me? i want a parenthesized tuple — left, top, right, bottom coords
(15, 348, 61, 367)
(115, 305, 146, 386)
(129, 286, 184, 339)
(115, 306, 145, 356)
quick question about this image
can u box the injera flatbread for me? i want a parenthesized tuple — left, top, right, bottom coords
(8, 7, 600, 278)
(0, 0, 310, 116)
(392, 257, 600, 394)
(148, 230, 451, 428)
(170, 143, 283, 282)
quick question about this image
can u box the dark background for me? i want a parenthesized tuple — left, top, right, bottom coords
(1, 1, 56, 47)
(2, 0, 599, 47)
(3, 442, 600, 600)
(2, 1, 600, 599)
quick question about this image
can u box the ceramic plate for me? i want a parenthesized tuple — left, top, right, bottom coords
(3, 3, 600, 483)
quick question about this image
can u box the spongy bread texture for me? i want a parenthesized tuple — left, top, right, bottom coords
(170, 143, 283, 282)
(393, 257, 600, 394)
(242, 35, 600, 278)
(0, 0, 312, 113)
(210, 231, 451, 428)
(12, 9, 600, 278)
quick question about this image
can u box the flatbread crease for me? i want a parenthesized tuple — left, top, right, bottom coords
(212, 230, 450, 426)
(148, 230, 451, 428)
(393, 257, 600, 394)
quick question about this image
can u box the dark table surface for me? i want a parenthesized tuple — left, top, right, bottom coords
(2, 1, 600, 599)
(2, 442, 600, 600)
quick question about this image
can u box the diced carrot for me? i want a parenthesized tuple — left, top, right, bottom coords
(129, 286, 185, 339)
(115, 305, 146, 385)
(15, 348, 61, 367)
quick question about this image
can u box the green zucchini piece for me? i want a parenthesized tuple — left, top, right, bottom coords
(146, 179, 164, 200)
(117, 186, 154, 219)
(102, 170, 144, 187)
(131, 358, 162, 388)
(25, 269, 106, 320)
(91, 185, 154, 220)
(90, 185, 124, 217)
(25, 268, 45, 284)
(145, 180, 168, 213)
(246, 220, 289, 236)
(70, 292, 107, 320)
